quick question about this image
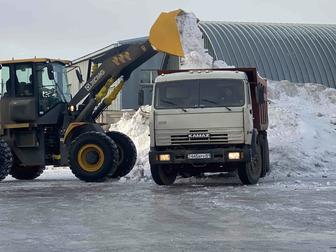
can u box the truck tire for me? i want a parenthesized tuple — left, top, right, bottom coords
(151, 164, 177, 185)
(106, 131, 137, 178)
(10, 165, 45, 180)
(68, 131, 118, 182)
(238, 143, 262, 185)
(0, 139, 13, 181)
(260, 134, 270, 178)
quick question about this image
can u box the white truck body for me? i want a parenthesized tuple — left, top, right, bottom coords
(149, 69, 269, 185)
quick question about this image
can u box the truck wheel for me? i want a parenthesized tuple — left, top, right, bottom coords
(68, 132, 118, 182)
(260, 134, 270, 178)
(151, 164, 177, 185)
(106, 131, 137, 178)
(0, 139, 13, 181)
(238, 143, 262, 185)
(10, 165, 45, 180)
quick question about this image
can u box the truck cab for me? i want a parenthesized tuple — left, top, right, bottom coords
(149, 68, 270, 185)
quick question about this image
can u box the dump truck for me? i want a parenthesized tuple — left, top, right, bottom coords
(149, 68, 270, 185)
(0, 9, 187, 182)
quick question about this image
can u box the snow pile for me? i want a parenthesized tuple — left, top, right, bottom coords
(268, 80, 336, 178)
(109, 106, 151, 180)
(110, 81, 336, 181)
(177, 12, 234, 69)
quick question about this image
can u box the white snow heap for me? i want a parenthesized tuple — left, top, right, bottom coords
(267, 81, 336, 178)
(177, 12, 234, 69)
(109, 106, 151, 180)
(110, 81, 336, 181)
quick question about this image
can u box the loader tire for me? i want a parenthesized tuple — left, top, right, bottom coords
(151, 164, 177, 185)
(106, 131, 137, 178)
(260, 134, 270, 178)
(10, 165, 45, 180)
(68, 131, 118, 182)
(238, 142, 262, 185)
(0, 139, 13, 181)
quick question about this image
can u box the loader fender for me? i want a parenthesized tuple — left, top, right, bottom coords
(63, 123, 103, 145)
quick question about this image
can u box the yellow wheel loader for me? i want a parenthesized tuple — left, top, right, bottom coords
(0, 10, 186, 182)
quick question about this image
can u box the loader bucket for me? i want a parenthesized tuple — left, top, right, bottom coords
(149, 9, 185, 57)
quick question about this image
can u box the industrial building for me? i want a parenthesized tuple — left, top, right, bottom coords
(67, 21, 336, 113)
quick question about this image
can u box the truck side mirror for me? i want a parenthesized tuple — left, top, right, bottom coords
(76, 69, 83, 83)
(138, 89, 144, 106)
(256, 85, 265, 104)
(47, 64, 54, 80)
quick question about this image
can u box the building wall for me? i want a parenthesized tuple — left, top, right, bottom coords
(199, 21, 336, 88)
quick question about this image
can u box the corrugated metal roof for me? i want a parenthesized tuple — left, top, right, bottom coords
(199, 21, 336, 88)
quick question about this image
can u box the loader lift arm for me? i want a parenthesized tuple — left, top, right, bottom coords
(66, 9, 186, 124)
(68, 41, 156, 122)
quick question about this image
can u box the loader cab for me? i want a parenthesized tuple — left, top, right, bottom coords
(0, 58, 71, 125)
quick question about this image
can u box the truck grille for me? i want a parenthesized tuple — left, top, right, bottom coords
(171, 132, 229, 145)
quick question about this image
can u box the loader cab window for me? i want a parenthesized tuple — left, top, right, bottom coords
(15, 64, 33, 97)
(37, 63, 61, 113)
(0, 65, 10, 97)
(37, 63, 71, 114)
(52, 63, 71, 102)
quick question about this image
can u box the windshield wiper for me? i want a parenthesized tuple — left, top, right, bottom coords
(201, 98, 232, 111)
(160, 99, 187, 112)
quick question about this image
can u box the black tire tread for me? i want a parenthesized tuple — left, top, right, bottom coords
(106, 131, 137, 178)
(238, 141, 262, 185)
(10, 165, 45, 180)
(151, 164, 177, 185)
(0, 139, 13, 181)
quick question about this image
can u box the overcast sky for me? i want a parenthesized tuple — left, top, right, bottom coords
(0, 0, 335, 60)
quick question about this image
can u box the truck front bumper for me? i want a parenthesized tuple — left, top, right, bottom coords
(149, 146, 252, 165)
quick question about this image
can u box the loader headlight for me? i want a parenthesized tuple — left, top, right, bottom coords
(158, 154, 171, 161)
(69, 105, 76, 112)
(228, 152, 241, 160)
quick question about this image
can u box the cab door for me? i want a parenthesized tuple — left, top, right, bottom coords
(0, 63, 37, 125)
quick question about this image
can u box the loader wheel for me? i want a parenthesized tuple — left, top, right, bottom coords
(106, 131, 137, 178)
(68, 132, 118, 182)
(10, 165, 45, 180)
(238, 143, 262, 185)
(260, 134, 270, 178)
(0, 139, 13, 181)
(151, 164, 177, 185)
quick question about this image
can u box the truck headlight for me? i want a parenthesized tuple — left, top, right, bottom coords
(228, 152, 241, 160)
(69, 105, 76, 112)
(159, 154, 171, 161)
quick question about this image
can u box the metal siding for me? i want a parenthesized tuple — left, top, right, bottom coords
(199, 22, 336, 88)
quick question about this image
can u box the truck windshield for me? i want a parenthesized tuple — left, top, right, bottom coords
(155, 79, 245, 109)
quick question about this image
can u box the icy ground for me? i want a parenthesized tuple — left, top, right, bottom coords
(1, 173, 336, 252)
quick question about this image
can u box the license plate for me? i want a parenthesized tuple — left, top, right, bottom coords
(187, 153, 211, 159)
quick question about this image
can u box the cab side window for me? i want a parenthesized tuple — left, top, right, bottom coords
(246, 82, 252, 105)
(0, 65, 10, 97)
(37, 63, 61, 113)
(15, 64, 33, 97)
